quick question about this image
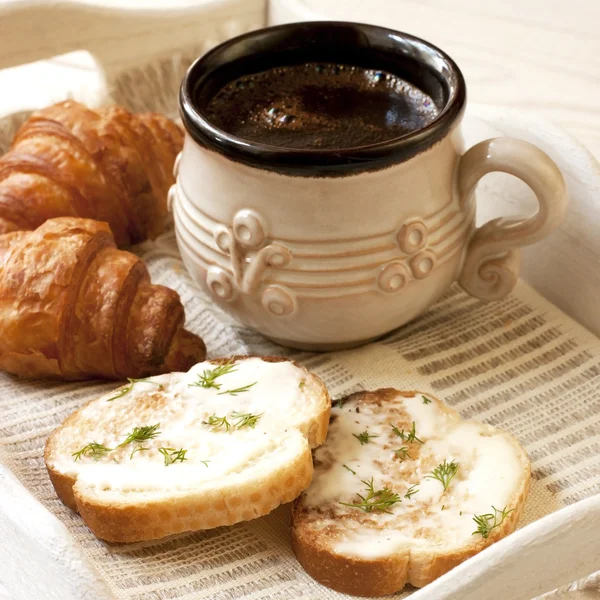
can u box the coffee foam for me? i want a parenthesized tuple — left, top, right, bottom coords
(205, 63, 440, 150)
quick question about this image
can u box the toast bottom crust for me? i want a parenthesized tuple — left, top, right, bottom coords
(51, 442, 313, 543)
(291, 483, 528, 597)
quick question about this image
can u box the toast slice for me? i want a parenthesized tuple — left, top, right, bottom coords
(45, 356, 330, 542)
(292, 389, 531, 596)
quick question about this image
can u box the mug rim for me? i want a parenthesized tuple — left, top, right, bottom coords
(179, 21, 467, 177)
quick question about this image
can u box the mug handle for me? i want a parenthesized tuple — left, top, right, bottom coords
(457, 138, 568, 301)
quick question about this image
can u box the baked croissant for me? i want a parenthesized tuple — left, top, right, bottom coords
(0, 100, 182, 246)
(0, 217, 206, 380)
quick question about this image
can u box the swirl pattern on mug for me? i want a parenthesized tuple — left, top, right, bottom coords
(261, 285, 297, 317)
(206, 266, 237, 301)
(460, 247, 520, 301)
(172, 181, 474, 299)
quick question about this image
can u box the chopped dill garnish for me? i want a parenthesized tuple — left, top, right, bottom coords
(72, 442, 112, 461)
(404, 485, 419, 499)
(426, 459, 459, 491)
(353, 430, 379, 445)
(188, 359, 237, 390)
(158, 447, 188, 466)
(231, 411, 262, 429)
(339, 477, 401, 514)
(217, 382, 256, 396)
(204, 412, 262, 431)
(118, 423, 161, 447)
(204, 414, 231, 431)
(130, 446, 149, 460)
(472, 506, 514, 539)
(391, 422, 424, 444)
(394, 446, 411, 460)
(107, 377, 161, 402)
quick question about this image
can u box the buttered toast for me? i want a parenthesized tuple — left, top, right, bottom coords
(45, 356, 330, 542)
(292, 389, 531, 596)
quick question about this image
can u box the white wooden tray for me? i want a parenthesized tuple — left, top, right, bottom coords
(0, 2, 598, 599)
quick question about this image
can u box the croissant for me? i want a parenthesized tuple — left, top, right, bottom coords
(0, 217, 206, 380)
(0, 100, 183, 246)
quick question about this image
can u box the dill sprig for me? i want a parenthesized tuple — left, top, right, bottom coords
(204, 412, 262, 431)
(340, 477, 401, 514)
(188, 360, 237, 390)
(472, 505, 515, 539)
(118, 423, 161, 447)
(422, 396, 432, 404)
(200, 460, 210, 467)
(394, 446, 411, 460)
(426, 459, 459, 491)
(231, 411, 262, 429)
(217, 382, 257, 396)
(391, 421, 424, 444)
(72, 442, 112, 461)
(298, 381, 305, 389)
(204, 414, 231, 431)
(343, 464, 357, 475)
(107, 377, 162, 402)
(353, 430, 379, 445)
(130, 446, 149, 460)
(404, 485, 419, 499)
(158, 447, 188, 466)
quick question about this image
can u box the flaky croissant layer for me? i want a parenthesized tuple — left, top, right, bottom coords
(0, 217, 206, 380)
(0, 101, 183, 246)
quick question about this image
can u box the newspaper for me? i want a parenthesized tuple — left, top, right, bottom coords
(0, 55, 599, 600)
(1, 229, 599, 599)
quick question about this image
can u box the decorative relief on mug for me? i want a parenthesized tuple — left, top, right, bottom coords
(377, 218, 437, 292)
(261, 285, 297, 317)
(208, 209, 294, 313)
(397, 219, 428, 254)
(378, 261, 410, 293)
(410, 249, 437, 279)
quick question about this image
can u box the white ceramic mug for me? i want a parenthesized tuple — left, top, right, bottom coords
(173, 22, 567, 351)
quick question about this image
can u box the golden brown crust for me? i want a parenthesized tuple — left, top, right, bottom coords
(291, 389, 531, 596)
(0, 100, 183, 246)
(0, 217, 205, 380)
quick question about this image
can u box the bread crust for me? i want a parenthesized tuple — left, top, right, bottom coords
(291, 389, 531, 596)
(45, 356, 330, 542)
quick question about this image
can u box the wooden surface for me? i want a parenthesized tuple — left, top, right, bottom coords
(0, 0, 598, 160)
(0, 0, 266, 114)
(272, 0, 600, 160)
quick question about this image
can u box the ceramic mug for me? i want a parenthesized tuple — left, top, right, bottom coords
(173, 22, 567, 351)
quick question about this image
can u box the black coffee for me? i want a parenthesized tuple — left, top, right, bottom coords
(205, 63, 440, 149)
